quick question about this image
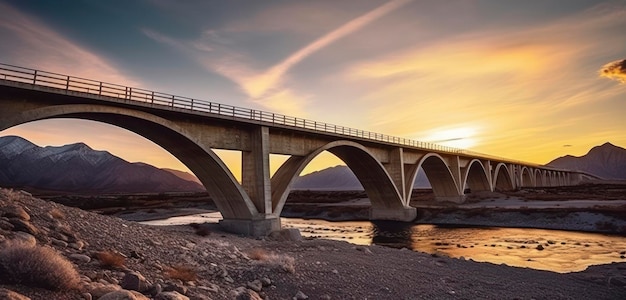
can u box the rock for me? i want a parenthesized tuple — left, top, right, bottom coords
(70, 240, 85, 250)
(247, 279, 263, 292)
(83, 292, 93, 300)
(49, 231, 69, 242)
(12, 231, 36, 247)
(355, 246, 373, 254)
(2, 205, 30, 221)
(163, 282, 187, 295)
(50, 238, 69, 248)
(536, 245, 544, 251)
(121, 272, 150, 292)
(146, 283, 162, 297)
(0, 219, 14, 230)
(70, 253, 92, 264)
(8, 218, 39, 235)
(90, 283, 121, 298)
(130, 250, 143, 259)
(293, 290, 308, 300)
(98, 289, 149, 300)
(229, 287, 263, 300)
(155, 291, 189, 300)
(269, 228, 302, 242)
(260, 277, 272, 287)
(0, 288, 31, 300)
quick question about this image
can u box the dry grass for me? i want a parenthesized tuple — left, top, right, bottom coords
(0, 241, 81, 290)
(49, 208, 65, 219)
(247, 248, 270, 261)
(247, 248, 295, 273)
(95, 250, 126, 269)
(164, 265, 198, 282)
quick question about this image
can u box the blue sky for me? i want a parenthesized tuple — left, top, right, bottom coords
(1, 0, 625, 177)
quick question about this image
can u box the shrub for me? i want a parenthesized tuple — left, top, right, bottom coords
(246, 248, 269, 261)
(165, 265, 197, 282)
(0, 241, 80, 290)
(95, 250, 126, 268)
(247, 248, 295, 273)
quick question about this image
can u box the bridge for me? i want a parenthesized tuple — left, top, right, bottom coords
(0, 63, 589, 236)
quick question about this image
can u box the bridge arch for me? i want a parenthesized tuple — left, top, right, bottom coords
(407, 153, 461, 202)
(493, 163, 514, 191)
(462, 159, 491, 193)
(520, 167, 533, 187)
(534, 169, 543, 187)
(270, 140, 403, 216)
(1, 104, 258, 219)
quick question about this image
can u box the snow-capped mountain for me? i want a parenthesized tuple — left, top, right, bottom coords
(548, 142, 626, 180)
(0, 136, 205, 193)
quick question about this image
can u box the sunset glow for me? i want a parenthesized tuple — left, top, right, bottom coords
(1, 0, 625, 179)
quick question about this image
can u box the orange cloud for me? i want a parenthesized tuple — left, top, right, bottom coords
(0, 2, 139, 86)
(600, 59, 626, 84)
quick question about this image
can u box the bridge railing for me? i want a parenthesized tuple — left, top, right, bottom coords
(0, 63, 536, 166)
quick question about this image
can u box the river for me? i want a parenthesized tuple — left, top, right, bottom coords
(141, 212, 626, 273)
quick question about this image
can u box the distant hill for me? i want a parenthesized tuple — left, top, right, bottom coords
(547, 142, 626, 180)
(163, 168, 202, 184)
(293, 165, 431, 190)
(0, 136, 205, 193)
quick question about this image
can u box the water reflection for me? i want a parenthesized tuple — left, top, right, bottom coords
(285, 219, 626, 273)
(371, 221, 415, 249)
(140, 213, 626, 273)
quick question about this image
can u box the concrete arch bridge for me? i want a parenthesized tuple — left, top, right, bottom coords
(0, 64, 587, 236)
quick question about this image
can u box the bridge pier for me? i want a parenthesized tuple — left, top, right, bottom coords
(370, 206, 417, 222)
(219, 217, 281, 237)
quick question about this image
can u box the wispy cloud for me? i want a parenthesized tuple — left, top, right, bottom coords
(144, 0, 412, 116)
(0, 2, 139, 85)
(342, 2, 626, 159)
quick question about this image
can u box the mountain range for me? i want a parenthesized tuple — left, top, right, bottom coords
(0, 136, 204, 194)
(1, 136, 624, 193)
(547, 142, 626, 180)
(292, 165, 431, 190)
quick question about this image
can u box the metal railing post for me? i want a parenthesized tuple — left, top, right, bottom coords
(65, 76, 70, 90)
(99, 82, 102, 95)
(32, 70, 37, 85)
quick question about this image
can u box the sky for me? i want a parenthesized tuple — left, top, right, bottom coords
(1, 0, 625, 180)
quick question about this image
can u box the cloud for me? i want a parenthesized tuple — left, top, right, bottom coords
(339, 2, 626, 160)
(144, 0, 412, 115)
(0, 2, 139, 86)
(600, 59, 626, 84)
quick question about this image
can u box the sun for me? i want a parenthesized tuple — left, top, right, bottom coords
(422, 126, 479, 149)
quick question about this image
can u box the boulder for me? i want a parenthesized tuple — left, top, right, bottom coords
(2, 205, 30, 221)
(155, 291, 189, 300)
(8, 218, 38, 235)
(121, 272, 150, 293)
(269, 228, 302, 242)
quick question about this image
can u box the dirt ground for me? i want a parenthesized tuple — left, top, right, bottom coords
(1, 188, 626, 299)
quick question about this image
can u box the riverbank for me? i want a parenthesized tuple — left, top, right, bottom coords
(1, 188, 625, 299)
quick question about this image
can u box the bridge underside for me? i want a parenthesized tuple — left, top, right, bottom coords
(0, 83, 583, 236)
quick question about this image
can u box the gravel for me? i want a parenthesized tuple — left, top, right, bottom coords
(1, 188, 625, 299)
